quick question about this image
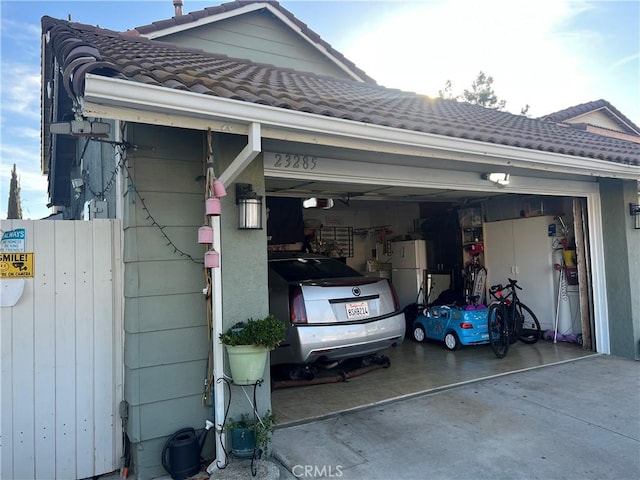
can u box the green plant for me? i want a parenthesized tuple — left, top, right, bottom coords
(225, 411, 277, 456)
(219, 314, 286, 350)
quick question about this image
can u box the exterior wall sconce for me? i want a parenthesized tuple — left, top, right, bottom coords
(236, 183, 263, 230)
(630, 203, 640, 229)
(71, 177, 84, 190)
(71, 177, 84, 198)
(482, 173, 510, 186)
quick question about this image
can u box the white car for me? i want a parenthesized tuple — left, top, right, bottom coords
(268, 252, 405, 368)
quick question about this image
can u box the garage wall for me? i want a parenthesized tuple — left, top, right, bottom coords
(122, 124, 211, 479)
(599, 178, 640, 359)
(302, 203, 419, 271)
(215, 134, 271, 421)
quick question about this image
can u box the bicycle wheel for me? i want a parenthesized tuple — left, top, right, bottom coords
(517, 303, 541, 344)
(488, 303, 509, 358)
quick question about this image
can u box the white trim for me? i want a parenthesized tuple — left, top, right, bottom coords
(212, 213, 226, 468)
(585, 192, 610, 354)
(264, 154, 610, 353)
(142, 3, 267, 39)
(141, 3, 366, 82)
(218, 122, 262, 186)
(82, 75, 640, 180)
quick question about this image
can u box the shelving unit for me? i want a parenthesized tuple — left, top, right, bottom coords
(462, 227, 483, 248)
(217, 378, 265, 476)
(317, 226, 354, 257)
(458, 208, 486, 304)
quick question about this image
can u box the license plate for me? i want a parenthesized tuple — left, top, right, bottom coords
(346, 301, 369, 319)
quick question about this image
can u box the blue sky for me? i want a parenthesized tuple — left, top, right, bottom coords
(1, 0, 639, 219)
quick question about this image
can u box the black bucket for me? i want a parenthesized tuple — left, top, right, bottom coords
(161, 428, 200, 480)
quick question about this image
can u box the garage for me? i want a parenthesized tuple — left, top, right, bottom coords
(38, 4, 639, 477)
(261, 146, 600, 425)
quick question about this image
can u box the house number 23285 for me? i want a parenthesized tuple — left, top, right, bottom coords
(272, 153, 317, 170)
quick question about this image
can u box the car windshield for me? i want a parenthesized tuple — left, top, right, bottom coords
(269, 257, 363, 282)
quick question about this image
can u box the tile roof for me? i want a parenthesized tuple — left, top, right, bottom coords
(126, 0, 377, 84)
(42, 16, 640, 167)
(542, 99, 640, 136)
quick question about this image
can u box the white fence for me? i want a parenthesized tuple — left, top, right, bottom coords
(1, 220, 123, 480)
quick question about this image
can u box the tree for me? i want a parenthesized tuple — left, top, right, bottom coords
(438, 79, 456, 100)
(461, 71, 506, 110)
(438, 71, 514, 111)
(7, 163, 23, 219)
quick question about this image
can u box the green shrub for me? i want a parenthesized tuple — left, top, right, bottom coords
(225, 411, 277, 456)
(219, 314, 286, 350)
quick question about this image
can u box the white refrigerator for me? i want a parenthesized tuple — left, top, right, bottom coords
(384, 240, 428, 308)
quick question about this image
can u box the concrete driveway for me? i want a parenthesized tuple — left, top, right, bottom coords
(271, 354, 639, 480)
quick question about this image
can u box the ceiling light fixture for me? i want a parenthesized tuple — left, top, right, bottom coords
(482, 173, 510, 186)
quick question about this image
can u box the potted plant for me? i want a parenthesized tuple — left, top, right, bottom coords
(225, 411, 277, 458)
(219, 314, 286, 385)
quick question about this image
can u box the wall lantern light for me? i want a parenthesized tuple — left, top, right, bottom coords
(482, 172, 510, 186)
(630, 203, 640, 230)
(236, 183, 263, 230)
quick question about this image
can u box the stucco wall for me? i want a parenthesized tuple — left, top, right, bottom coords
(600, 178, 640, 359)
(122, 124, 212, 479)
(213, 132, 272, 422)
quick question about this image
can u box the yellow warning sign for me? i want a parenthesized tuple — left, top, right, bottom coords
(0, 252, 34, 278)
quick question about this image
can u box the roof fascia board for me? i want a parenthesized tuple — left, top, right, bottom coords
(143, 3, 266, 39)
(571, 107, 640, 136)
(264, 5, 366, 82)
(143, 3, 366, 82)
(82, 75, 640, 180)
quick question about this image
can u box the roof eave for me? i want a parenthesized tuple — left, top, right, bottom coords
(81, 74, 640, 181)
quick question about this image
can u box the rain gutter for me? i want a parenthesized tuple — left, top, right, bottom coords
(81, 75, 640, 181)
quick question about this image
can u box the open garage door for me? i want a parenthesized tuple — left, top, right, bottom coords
(262, 149, 605, 424)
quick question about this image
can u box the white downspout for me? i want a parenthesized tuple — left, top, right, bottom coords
(210, 123, 261, 470)
(218, 122, 262, 186)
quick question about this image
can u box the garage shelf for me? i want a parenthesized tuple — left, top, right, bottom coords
(317, 226, 354, 257)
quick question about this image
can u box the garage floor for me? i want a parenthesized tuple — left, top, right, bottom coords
(271, 338, 595, 425)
